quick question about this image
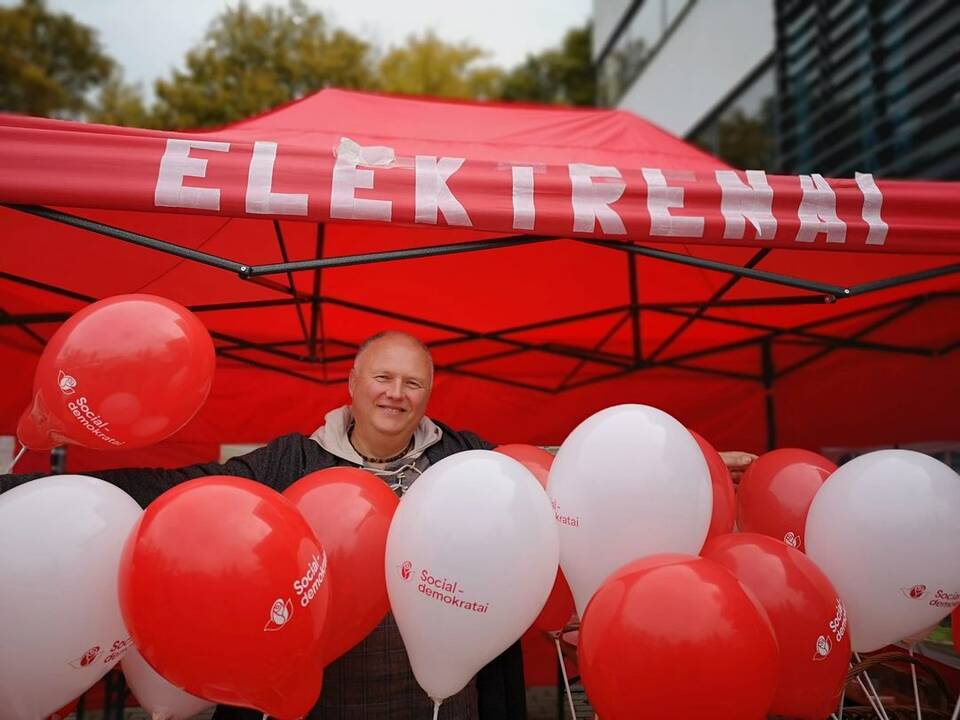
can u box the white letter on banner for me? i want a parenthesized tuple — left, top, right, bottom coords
(569, 164, 626, 234)
(642, 168, 704, 238)
(716, 170, 776, 240)
(415, 156, 472, 226)
(330, 137, 393, 222)
(796, 174, 846, 243)
(855, 172, 888, 246)
(155, 138, 230, 211)
(246, 141, 308, 216)
(511, 166, 535, 230)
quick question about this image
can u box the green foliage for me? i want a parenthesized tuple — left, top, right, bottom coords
(0, 0, 114, 118)
(88, 70, 152, 127)
(151, 0, 376, 129)
(3, 0, 597, 128)
(499, 23, 595, 106)
(376, 31, 504, 100)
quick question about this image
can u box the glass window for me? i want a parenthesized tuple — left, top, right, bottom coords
(597, 0, 695, 106)
(690, 64, 779, 171)
(775, 0, 960, 179)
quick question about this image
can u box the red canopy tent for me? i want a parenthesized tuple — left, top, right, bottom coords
(1, 88, 958, 472)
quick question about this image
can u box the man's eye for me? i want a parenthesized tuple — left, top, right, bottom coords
(374, 375, 388, 381)
(407, 381, 422, 389)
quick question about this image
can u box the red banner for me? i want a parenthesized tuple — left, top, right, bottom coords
(1, 115, 958, 255)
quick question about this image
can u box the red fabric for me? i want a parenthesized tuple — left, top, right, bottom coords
(1, 89, 957, 471)
(521, 630, 577, 688)
(1, 90, 958, 253)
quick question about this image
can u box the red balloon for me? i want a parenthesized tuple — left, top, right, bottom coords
(283, 467, 399, 664)
(495, 443, 554, 489)
(17, 294, 215, 451)
(119, 476, 328, 719)
(702, 533, 851, 719)
(495, 444, 575, 634)
(579, 554, 779, 720)
(737, 448, 836, 551)
(690, 430, 736, 541)
(532, 568, 575, 634)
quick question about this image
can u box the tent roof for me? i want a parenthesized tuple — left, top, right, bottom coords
(230, 88, 727, 166)
(1, 89, 958, 471)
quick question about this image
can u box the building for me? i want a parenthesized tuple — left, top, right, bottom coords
(593, 0, 960, 179)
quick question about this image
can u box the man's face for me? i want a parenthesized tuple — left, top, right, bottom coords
(349, 336, 432, 441)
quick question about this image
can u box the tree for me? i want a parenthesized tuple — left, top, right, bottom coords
(0, 0, 114, 118)
(89, 71, 152, 128)
(499, 23, 595, 106)
(377, 31, 504, 100)
(1, 0, 598, 128)
(151, 0, 376, 129)
(147, 4, 595, 129)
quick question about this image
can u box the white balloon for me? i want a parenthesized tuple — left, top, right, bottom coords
(806, 450, 960, 652)
(547, 404, 712, 614)
(122, 645, 213, 720)
(385, 450, 558, 702)
(902, 623, 938, 647)
(0, 475, 142, 720)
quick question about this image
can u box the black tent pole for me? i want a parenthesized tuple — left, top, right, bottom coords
(8, 205, 958, 299)
(7, 204, 247, 274)
(762, 340, 777, 451)
(628, 254, 642, 366)
(309, 224, 325, 363)
(581, 238, 844, 298)
(647, 249, 770, 362)
(272, 219, 311, 350)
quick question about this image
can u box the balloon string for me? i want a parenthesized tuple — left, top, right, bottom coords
(432, 700, 440, 720)
(554, 634, 577, 720)
(856, 676, 885, 720)
(854, 653, 890, 720)
(5, 445, 26, 474)
(837, 685, 845, 720)
(950, 692, 959, 720)
(909, 645, 923, 720)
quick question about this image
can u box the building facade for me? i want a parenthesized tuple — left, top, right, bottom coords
(593, 0, 960, 179)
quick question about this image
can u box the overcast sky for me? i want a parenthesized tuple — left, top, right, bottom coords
(28, 0, 592, 94)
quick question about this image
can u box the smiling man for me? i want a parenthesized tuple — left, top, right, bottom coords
(346, 332, 434, 465)
(294, 331, 516, 719)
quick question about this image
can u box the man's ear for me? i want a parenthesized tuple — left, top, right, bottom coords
(348, 367, 357, 399)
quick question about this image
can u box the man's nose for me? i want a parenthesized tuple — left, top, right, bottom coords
(385, 378, 404, 397)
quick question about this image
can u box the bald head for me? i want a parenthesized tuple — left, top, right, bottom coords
(353, 331, 434, 383)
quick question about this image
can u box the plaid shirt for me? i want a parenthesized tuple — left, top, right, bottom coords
(312, 448, 481, 719)
(315, 612, 479, 719)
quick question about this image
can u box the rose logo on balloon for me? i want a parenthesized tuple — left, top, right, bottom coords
(812, 635, 832, 661)
(399, 560, 413, 581)
(901, 584, 928, 600)
(58, 370, 77, 395)
(69, 645, 102, 669)
(81, 646, 100, 666)
(783, 531, 800, 548)
(263, 598, 293, 631)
